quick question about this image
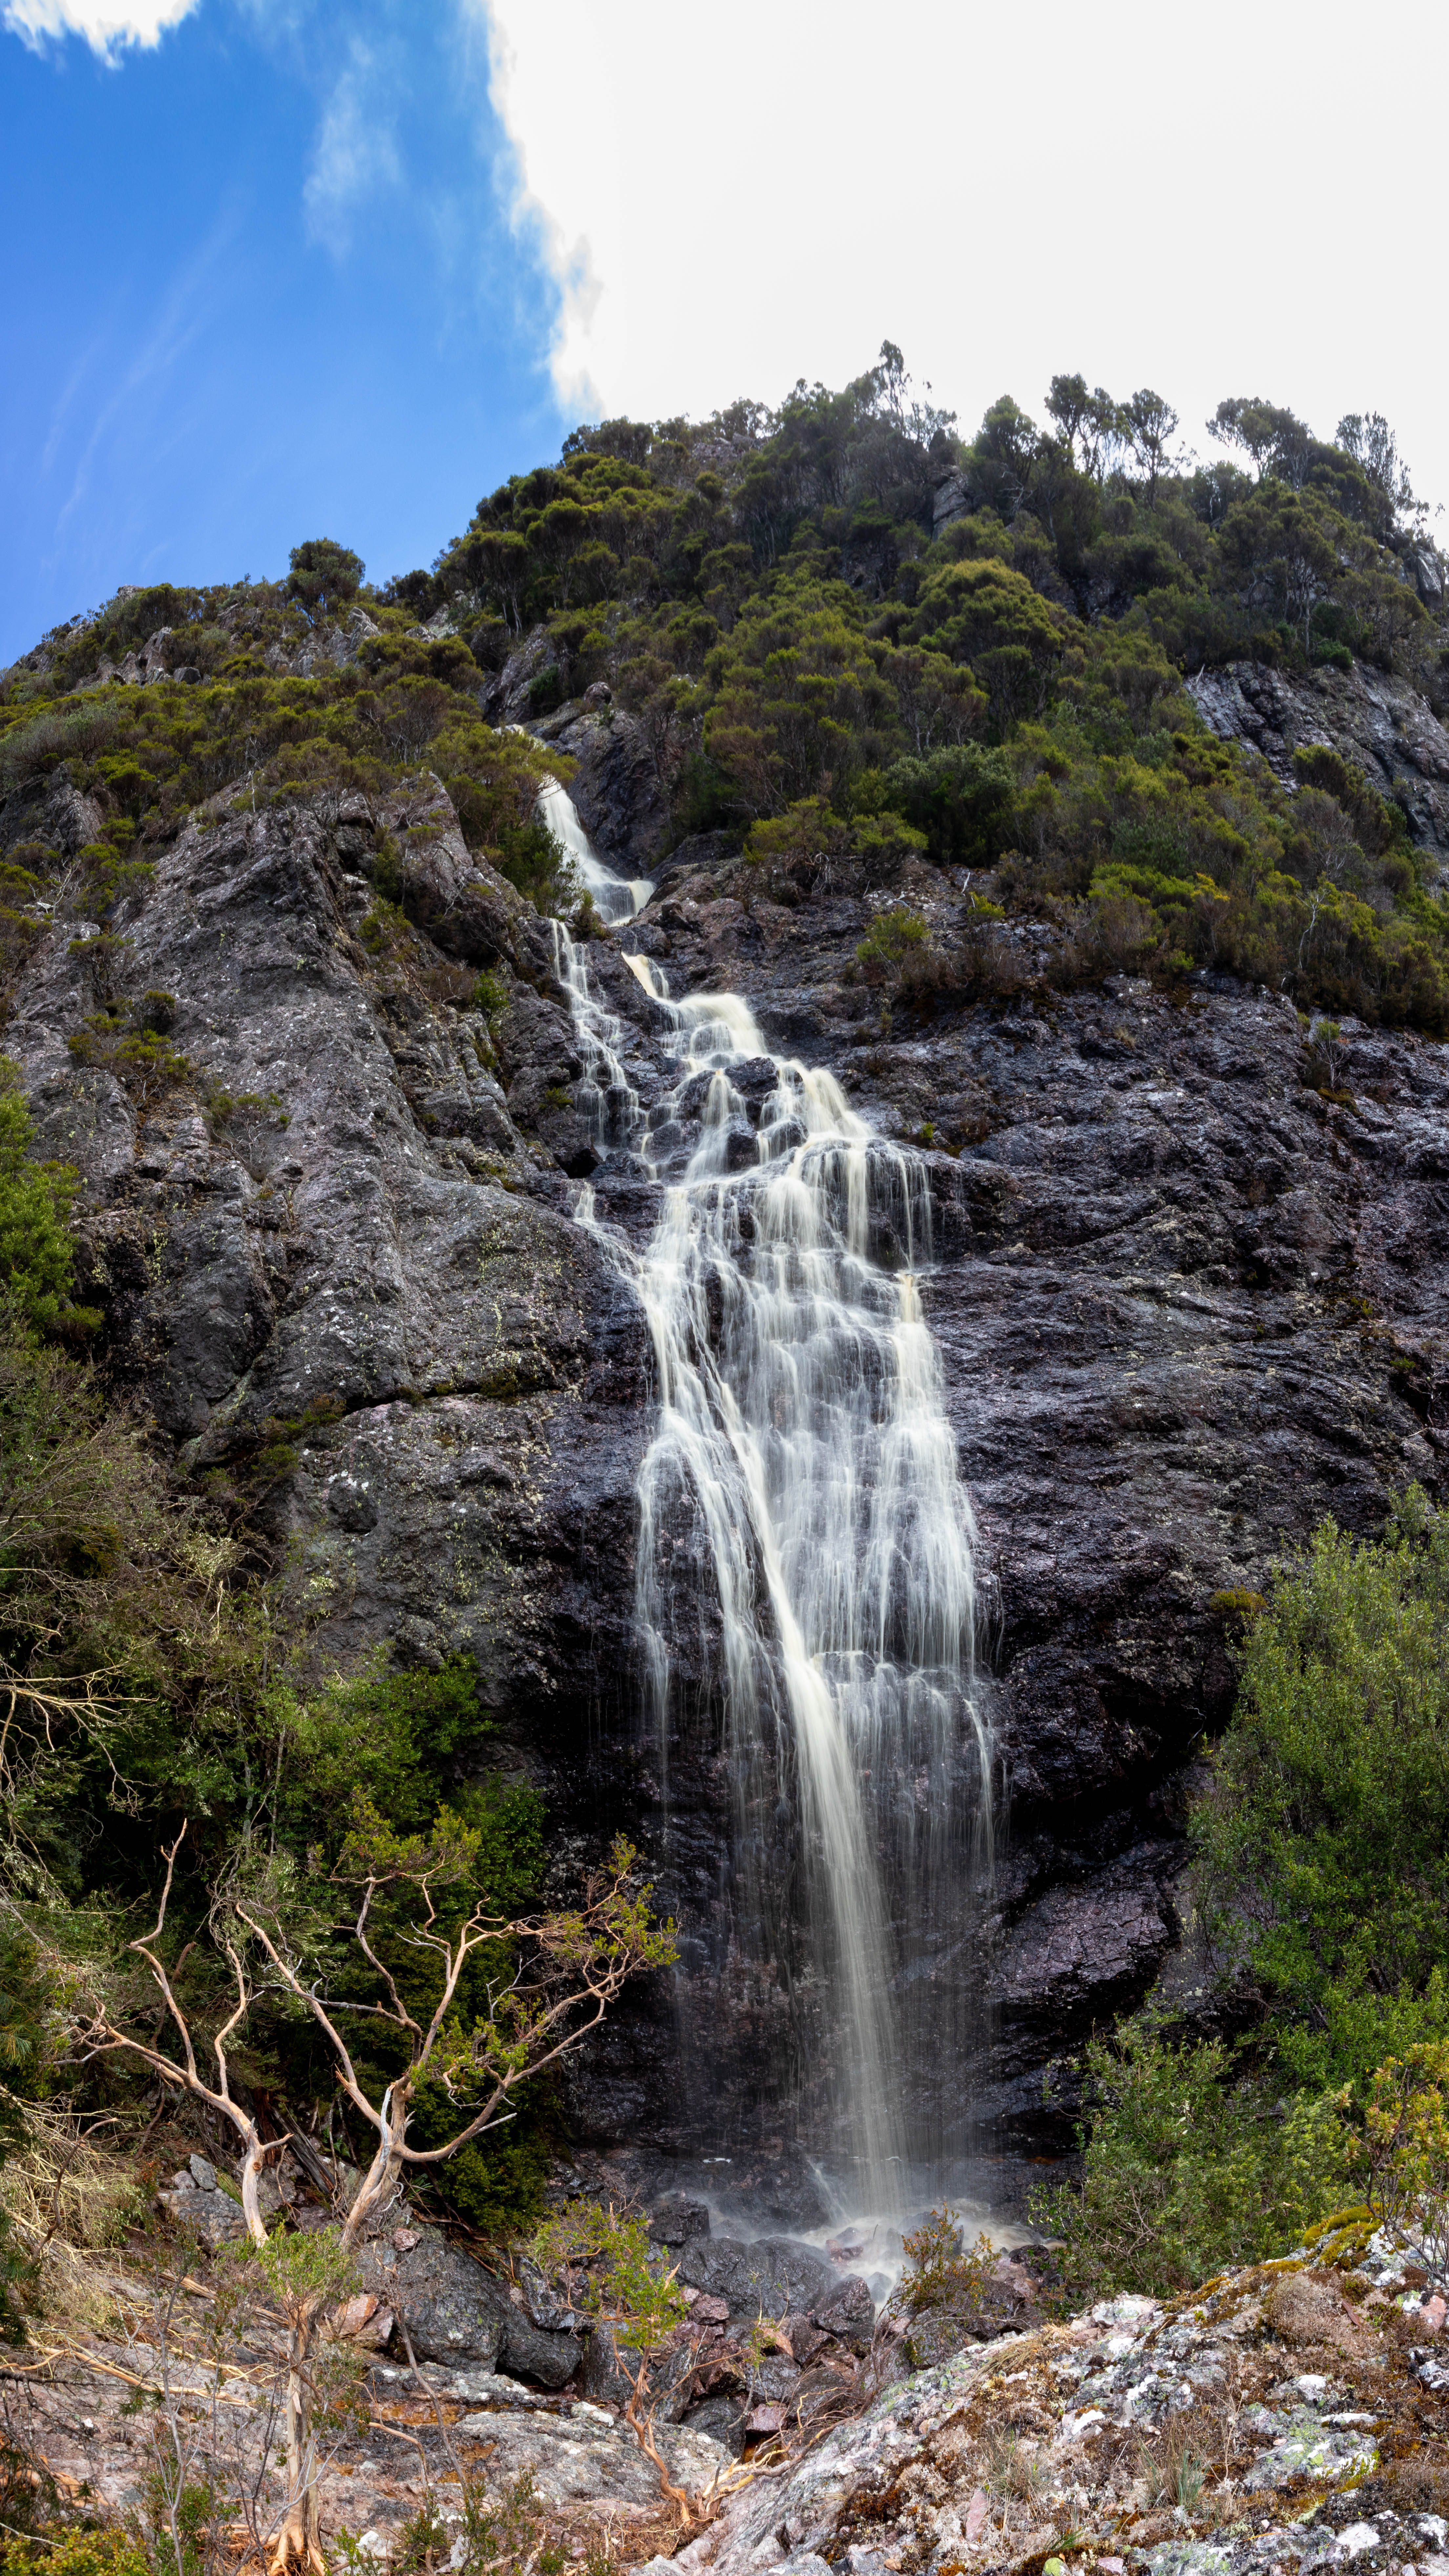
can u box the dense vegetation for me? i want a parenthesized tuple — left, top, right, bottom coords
(1045, 1492, 1449, 2295)
(5, 349, 1449, 1034)
(0, 1072, 582, 2252)
(414, 350, 1449, 1034)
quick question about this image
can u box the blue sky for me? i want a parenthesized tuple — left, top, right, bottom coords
(6, 0, 1449, 668)
(1, 2, 569, 657)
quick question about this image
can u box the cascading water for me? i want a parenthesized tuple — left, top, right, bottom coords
(537, 776, 654, 925)
(541, 787, 992, 2214)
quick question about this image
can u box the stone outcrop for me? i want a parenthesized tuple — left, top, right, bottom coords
(1188, 659, 1449, 861)
(655, 2223, 1449, 2576)
(4, 773, 647, 1716)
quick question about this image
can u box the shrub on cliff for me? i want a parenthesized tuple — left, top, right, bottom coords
(0, 1062, 95, 1341)
(286, 537, 363, 623)
(1195, 1487, 1449, 2091)
(1054, 1488, 1449, 2296)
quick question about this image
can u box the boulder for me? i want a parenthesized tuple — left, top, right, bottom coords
(361, 2232, 507, 2369)
(359, 2230, 581, 2384)
(677, 2235, 835, 2321)
(648, 2192, 711, 2246)
(810, 2274, 876, 2351)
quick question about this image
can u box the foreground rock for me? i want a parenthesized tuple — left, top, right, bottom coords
(648, 2227, 1449, 2576)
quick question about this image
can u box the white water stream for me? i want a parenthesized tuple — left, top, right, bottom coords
(542, 788, 990, 2212)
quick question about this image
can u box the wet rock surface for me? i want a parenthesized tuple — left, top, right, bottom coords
(5, 742, 1449, 2156)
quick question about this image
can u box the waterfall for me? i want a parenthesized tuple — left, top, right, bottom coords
(537, 776, 654, 925)
(540, 787, 991, 2212)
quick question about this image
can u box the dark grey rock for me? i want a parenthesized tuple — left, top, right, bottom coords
(359, 2230, 581, 2387)
(648, 2193, 710, 2246)
(1187, 659, 1449, 864)
(811, 2275, 875, 2351)
(677, 2236, 835, 2322)
(681, 2393, 747, 2456)
(363, 2232, 508, 2369)
(498, 2307, 582, 2390)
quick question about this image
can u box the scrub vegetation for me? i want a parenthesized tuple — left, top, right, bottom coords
(1043, 1490, 1449, 2296)
(5, 352, 1449, 1030)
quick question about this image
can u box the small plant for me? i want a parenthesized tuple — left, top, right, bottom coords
(900, 2206, 994, 2317)
(857, 906, 930, 971)
(358, 897, 404, 955)
(982, 2426, 1048, 2509)
(528, 2201, 688, 2350)
(1208, 1587, 1267, 1619)
(198, 1079, 284, 1132)
(371, 831, 405, 905)
(67, 988, 193, 1109)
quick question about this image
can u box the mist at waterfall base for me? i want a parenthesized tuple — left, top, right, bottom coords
(541, 792, 1007, 2253)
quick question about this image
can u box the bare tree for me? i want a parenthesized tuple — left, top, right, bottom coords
(78, 1807, 675, 2574)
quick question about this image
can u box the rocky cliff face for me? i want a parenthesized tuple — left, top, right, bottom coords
(5, 710, 1447, 2184)
(1188, 657, 1449, 857)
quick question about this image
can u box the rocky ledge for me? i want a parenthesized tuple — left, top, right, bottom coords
(659, 2224, 1449, 2576)
(30, 2165, 1446, 2576)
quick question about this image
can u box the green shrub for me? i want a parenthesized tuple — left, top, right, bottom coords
(1357, 2039, 1449, 2268)
(0, 1061, 92, 1340)
(1194, 1487, 1449, 2090)
(1033, 2021, 1351, 2298)
(67, 1016, 192, 1108)
(369, 830, 404, 904)
(857, 905, 930, 968)
(529, 2201, 688, 2348)
(286, 537, 363, 624)
(0, 2533, 152, 2576)
(877, 742, 1015, 867)
(526, 664, 565, 717)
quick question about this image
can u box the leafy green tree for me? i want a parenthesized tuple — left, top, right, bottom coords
(1210, 395, 1300, 481)
(1044, 374, 1123, 479)
(1216, 483, 1341, 653)
(960, 394, 1040, 518)
(878, 742, 1015, 866)
(704, 572, 899, 812)
(285, 539, 364, 625)
(1123, 388, 1180, 505)
(899, 556, 1069, 735)
(1336, 411, 1419, 528)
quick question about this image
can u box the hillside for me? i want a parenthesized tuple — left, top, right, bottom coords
(1, 355, 1449, 2575)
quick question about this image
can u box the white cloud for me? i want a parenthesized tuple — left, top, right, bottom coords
(474, 0, 1449, 514)
(2, 0, 198, 57)
(302, 34, 403, 253)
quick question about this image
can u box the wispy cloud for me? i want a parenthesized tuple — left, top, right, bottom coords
(54, 200, 242, 535)
(1, 0, 199, 60)
(302, 32, 402, 253)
